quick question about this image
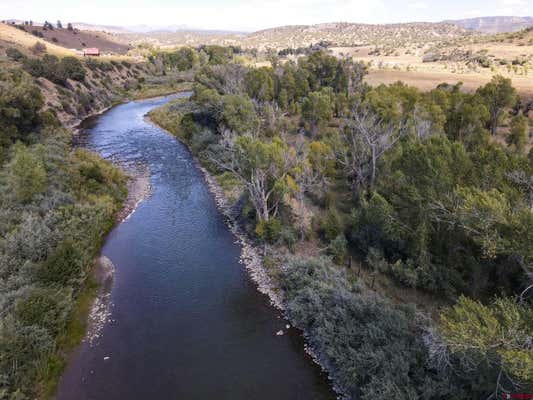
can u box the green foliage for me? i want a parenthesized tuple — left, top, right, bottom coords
(149, 54, 532, 399)
(364, 82, 420, 124)
(350, 192, 402, 258)
(328, 234, 347, 264)
(156, 47, 199, 71)
(203, 45, 233, 65)
(59, 56, 86, 82)
(353, 134, 533, 297)
(317, 207, 345, 241)
(440, 296, 533, 388)
(38, 240, 82, 285)
(245, 67, 275, 102)
(225, 135, 297, 221)
(507, 114, 527, 153)
(0, 69, 43, 153)
(255, 218, 283, 243)
(7, 143, 47, 202)
(14, 287, 72, 335)
(301, 89, 333, 134)
(280, 256, 478, 399)
(0, 126, 126, 398)
(436, 85, 490, 143)
(477, 75, 517, 135)
(6, 47, 26, 62)
(221, 94, 258, 134)
(299, 51, 340, 90)
(23, 54, 86, 86)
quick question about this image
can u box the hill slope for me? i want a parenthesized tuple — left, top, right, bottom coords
(0, 22, 130, 54)
(120, 22, 472, 50)
(0, 23, 76, 56)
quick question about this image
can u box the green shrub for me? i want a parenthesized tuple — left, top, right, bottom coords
(60, 56, 85, 82)
(6, 47, 26, 61)
(280, 227, 298, 252)
(317, 207, 344, 241)
(0, 69, 43, 152)
(14, 287, 72, 335)
(255, 218, 283, 243)
(280, 257, 495, 398)
(328, 234, 347, 264)
(7, 144, 47, 202)
(38, 240, 83, 285)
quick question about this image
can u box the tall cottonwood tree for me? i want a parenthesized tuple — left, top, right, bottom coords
(337, 107, 402, 195)
(213, 132, 297, 221)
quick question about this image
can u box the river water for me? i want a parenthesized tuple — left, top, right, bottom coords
(56, 95, 334, 399)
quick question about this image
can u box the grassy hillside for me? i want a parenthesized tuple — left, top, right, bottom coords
(120, 21, 472, 50)
(0, 22, 131, 56)
(0, 23, 76, 57)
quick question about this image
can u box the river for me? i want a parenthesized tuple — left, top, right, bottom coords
(56, 94, 334, 399)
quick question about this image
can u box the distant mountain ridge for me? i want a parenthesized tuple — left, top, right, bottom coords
(119, 21, 472, 50)
(445, 16, 533, 33)
(72, 22, 243, 35)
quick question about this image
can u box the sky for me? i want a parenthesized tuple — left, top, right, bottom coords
(1, 0, 532, 31)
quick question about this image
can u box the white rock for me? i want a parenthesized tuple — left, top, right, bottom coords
(285, 324, 290, 329)
(104, 356, 110, 360)
(276, 330, 284, 336)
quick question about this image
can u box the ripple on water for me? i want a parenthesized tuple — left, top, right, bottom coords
(57, 94, 335, 400)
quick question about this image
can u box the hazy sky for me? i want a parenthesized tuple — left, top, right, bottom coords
(1, 0, 532, 31)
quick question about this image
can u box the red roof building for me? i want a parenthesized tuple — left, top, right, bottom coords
(83, 48, 100, 56)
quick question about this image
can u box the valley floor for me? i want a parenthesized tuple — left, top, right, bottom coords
(366, 69, 533, 98)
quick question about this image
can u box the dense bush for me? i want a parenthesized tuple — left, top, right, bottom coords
(0, 128, 126, 397)
(349, 134, 532, 298)
(0, 69, 44, 155)
(158, 47, 199, 71)
(255, 218, 282, 243)
(280, 257, 496, 399)
(60, 56, 86, 82)
(23, 54, 86, 86)
(6, 47, 26, 61)
(202, 45, 234, 65)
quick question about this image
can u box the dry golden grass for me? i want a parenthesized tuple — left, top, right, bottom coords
(330, 29, 533, 97)
(0, 23, 139, 62)
(0, 23, 76, 57)
(365, 69, 533, 98)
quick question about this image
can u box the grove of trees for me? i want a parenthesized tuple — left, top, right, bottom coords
(149, 48, 532, 399)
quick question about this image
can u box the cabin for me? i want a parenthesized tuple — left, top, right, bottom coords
(83, 48, 100, 57)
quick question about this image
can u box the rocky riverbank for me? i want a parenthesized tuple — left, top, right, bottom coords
(197, 164, 284, 310)
(147, 112, 347, 399)
(116, 164, 152, 223)
(85, 256, 115, 346)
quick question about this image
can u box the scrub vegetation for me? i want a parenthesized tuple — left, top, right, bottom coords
(149, 46, 533, 399)
(0, 57, 129, 398)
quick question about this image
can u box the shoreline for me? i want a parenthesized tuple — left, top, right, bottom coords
(82, 165, 152, 347)
(197, 160, 345, 399)
(146, 114, 344, 399)
(143, 115, 283, 309)
(52, 95, 163, 397)
(69, 91, 192, 342)
(68, 89, 191, 133)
